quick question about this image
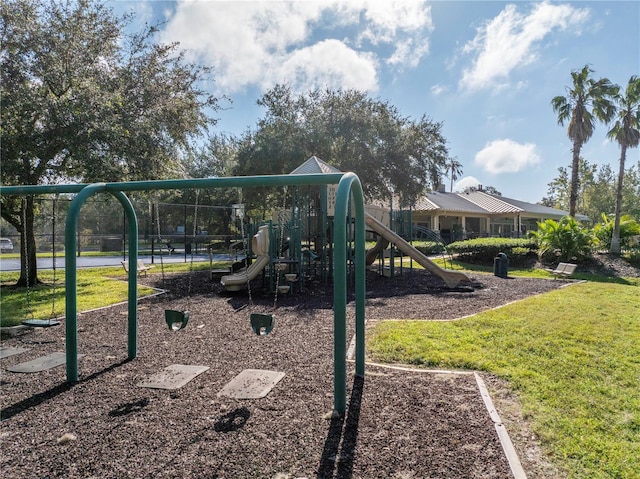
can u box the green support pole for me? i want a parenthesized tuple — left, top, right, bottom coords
(65, 184, 106, 381)
(354, 195, 366, 378)
(114, 191, 139, 360)
(333, 173, 366, 413)
(64, 185, 138, 382)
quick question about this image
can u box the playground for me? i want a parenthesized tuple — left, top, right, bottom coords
(0, 172, 575, 478)
(0, 266, 567, 478)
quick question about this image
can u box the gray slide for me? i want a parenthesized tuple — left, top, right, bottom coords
(221, 225, 271, 291)
(365, 213, 471, 288)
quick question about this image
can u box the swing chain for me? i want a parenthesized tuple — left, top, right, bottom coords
(49, 195, 58, 319)
(154, 195, 166, 286)
(240, 188, 254, 308)
(272, 185, 289, 310)
(185, 190, 199, 308)
(21, 195, 58, 325)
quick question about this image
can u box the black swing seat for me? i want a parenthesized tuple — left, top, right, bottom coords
(165, 309, 189, 331)
(21, 319, 61, 328)
(250, 313, 275, 336)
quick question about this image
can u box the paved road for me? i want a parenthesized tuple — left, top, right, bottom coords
(0, 252, 238, 272)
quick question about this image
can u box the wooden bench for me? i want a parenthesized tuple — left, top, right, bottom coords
(122, 259, 155, 277)
(550, 262, 577, 279)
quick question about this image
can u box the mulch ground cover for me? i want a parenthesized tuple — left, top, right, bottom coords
(0, 268, 568, 479)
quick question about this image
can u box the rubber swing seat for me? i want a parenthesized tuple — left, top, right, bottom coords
(165, 309, 189, 331)
(21, 319, 61, 328)
(250, 313, 275, 336)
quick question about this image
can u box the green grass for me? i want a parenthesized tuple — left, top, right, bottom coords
(0, 261, 216, 327)
(367, 278, 640, 478)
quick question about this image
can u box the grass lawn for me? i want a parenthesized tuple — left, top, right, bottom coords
(367, 277, 640, 479)
(0, 262, 212, 327)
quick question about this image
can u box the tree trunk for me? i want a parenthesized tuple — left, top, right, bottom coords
(17, 196, 41, 287)
(610, 144, 627, 255)
(569, 139, 582, 217)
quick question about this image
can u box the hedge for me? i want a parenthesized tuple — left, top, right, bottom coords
(446, 237, 537, 266)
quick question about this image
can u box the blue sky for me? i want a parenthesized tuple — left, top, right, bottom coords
(112, 0, 640, 203)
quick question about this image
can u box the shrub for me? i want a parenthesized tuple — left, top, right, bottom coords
(530, 216, 596, 265)
(447, 237, 536, 265)
(624, 249, 640, 266)
(592, 213, 640, 250)
(412, 240, 446, 255)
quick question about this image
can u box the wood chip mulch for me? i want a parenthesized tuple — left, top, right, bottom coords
(1, 268, 570, 479)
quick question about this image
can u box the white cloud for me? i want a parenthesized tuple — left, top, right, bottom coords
(453, 176, 482, 192)
(460, 1, 589, 91)
(431, 84, 447, 96)
(358, 0, 433, 66)
(475, 139, 541, 174)
(275, 40, 378, 92)
(159, 0, 433, 94)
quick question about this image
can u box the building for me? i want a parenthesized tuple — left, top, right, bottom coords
(410, 187, 584, 241)
(291, 156, 581, 242)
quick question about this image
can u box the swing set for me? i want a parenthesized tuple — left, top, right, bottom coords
(1, 173, 366, 415)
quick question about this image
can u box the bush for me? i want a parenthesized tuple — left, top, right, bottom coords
(624, 249, 640, 266)
(592, 213, 640, 250)
(412, 240, 446, 255)
(447, 237, 536, 266)
(530, 216, 596, 265)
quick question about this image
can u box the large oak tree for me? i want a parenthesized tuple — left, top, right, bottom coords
(233, 85, 450, 211)
(1, 0, 218, 285)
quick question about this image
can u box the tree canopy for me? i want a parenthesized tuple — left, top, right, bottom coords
(543, 157, 640, 222)
(0, 0, 219, 285)
(232, 85, 450, 206)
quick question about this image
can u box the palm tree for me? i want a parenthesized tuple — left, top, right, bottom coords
(446, 156, 463, 192)
(551, 65, 618, 216)
(607, 75, 640, 254)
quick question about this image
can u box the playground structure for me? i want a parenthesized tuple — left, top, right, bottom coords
(364, 213, 471, 288)
(215, 178, 469, 295)
(220, 224, 271, 291)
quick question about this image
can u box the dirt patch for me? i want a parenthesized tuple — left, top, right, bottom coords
(579, 253, 640, 278)
(1, 269, 570, 478)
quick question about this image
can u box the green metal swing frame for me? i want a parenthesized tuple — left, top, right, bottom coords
(0, 173, 366, 414)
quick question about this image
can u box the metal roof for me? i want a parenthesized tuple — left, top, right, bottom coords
(493, 195, 589, 221)
(490, 195, 568, 217)
(413, 196, 439, 211)
(289, 156, 342, 175)
(286, 159, 587, 220)
(460, 191, 523, 214)
(414, 191, 583, 220)
(425, 192, 488, 214)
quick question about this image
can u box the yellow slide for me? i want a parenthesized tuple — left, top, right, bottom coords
(221, 225, 271, 291)
(365, 213, 471, 288)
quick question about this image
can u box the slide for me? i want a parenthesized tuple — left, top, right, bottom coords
(365, 213, 471, 288)
(365, 235, 389, 266)
(221, 225, 271, 291)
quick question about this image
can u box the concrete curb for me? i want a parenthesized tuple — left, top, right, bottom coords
(475, 372, 528, 479)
